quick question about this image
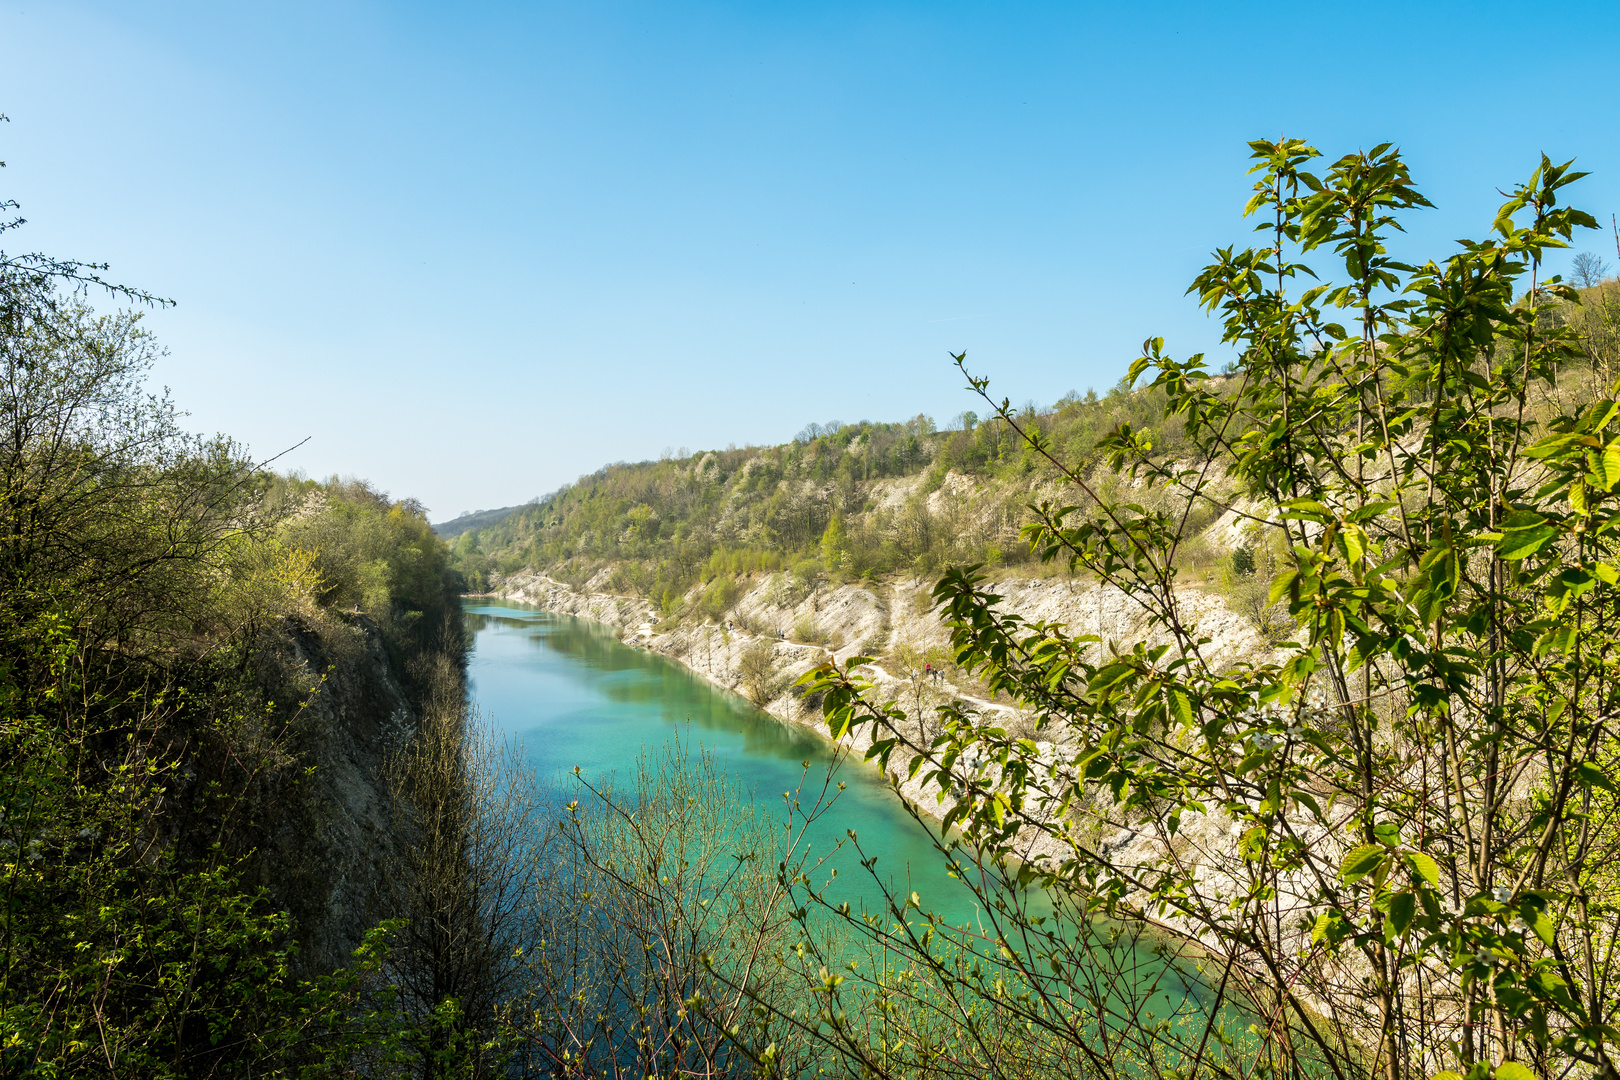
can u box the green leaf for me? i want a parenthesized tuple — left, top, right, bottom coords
(1388, 890, 1416, 934)
(1530, 907, 1556, 947)
(1268, 570, 1299, 607)
(1292, 789, 1325, 823)
(1523, 432, 1582, 460)
(1405, 851, 1440, 887)
(1570, 478, 1590, 515)
(1576, 761, 1617, 793)
(1347, 501, 1397, 523)
(1497, 522, 1559, 561)
(1281, 498, 1331, 522)
(1499, 509, 1549, 530)
(1348, 633, 1383, 671)
(1584, 398, 1620, 432)
(1595, 443, 1620, 491)
(1536, 625, 1578, 657)
(1341, 844, 1386, 884)
(1088, 663, 1136, 693)
(1431, 1072, 1465, 1080)
(1308, 913, 1347, 945)
(1495, 1062, 1535, 1080)
(1166, 687, 1194, 726)
(1340, 522, 1366, 565)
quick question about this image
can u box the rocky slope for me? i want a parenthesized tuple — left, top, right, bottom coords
(487, 565, 1271, 853)
(246, 612, 426, 975)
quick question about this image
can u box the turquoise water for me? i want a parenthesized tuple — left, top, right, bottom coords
(464, 599, 984, 922)
(464, 600, 1256, 1069)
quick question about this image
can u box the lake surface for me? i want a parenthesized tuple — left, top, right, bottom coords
(464, 599, 985, 922)
(465, 599, 1251, 1067)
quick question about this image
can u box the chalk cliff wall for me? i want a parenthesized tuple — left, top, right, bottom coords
(485, 567, 1271, 858)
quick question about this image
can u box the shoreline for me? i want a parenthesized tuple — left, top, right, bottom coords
(469, 568, 1209, 875)
(467, 575, 1273, 983)
(466, 576, 974, 834)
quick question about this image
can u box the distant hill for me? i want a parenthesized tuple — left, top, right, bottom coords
(432, 503, 529, 540)
(441, 387, 1202, 609)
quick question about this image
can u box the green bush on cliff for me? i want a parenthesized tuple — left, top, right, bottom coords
(265, 473, 463, 662)
(0, 167, 468, 1074)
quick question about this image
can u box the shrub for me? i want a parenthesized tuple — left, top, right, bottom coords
(737, 639, 782, 705)
(803, 141, 1619, 1079)
(698, 574, 741, 621)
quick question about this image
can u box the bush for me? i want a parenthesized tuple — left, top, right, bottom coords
(698, 574, 741, 621)
(803, 141, 1620, 1078)
(737, 639, 782, 705)
(509, 740, 813, 1076)
(791, 614, 829, 645)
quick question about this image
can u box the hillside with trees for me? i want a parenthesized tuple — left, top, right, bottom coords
(447, 387, 1203, 607)
(0, 150, 509, 1075)
(451, 247, 1620, 639)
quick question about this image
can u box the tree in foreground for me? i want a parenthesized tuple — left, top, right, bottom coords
(509, 738, 817, 1079)
(0, 123, 490, 1076)
(776, 141, 1620, 1080)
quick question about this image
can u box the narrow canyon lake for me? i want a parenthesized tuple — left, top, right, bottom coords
(465, 598, 981, 921)
(465, 598, 1239, 1053)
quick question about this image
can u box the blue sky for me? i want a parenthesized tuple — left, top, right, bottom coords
(3, 1, 1619, 519)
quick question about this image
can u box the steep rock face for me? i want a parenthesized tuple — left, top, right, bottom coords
(248, 613, 420, 976)
(487, 569, 1271, 854)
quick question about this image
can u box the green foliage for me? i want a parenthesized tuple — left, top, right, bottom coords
(738, 639, 783, 705)
(803, 141, 1620, 1079)
(1216, 532, 1292, 643)
(266, 475, 463, 661)
(791, 613, 829, 645)
(0, 164, 471, 1074)
(0, 616, 426, 1077)
(820, 509, 847, 572)
(697, 573, 743, 621)
(449, 389, 1199, 605)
